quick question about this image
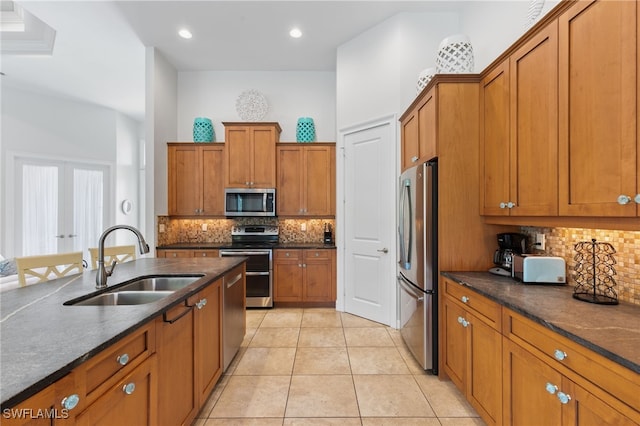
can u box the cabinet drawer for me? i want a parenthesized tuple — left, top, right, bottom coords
(158, 250, 192, 258)
(443, 279, 501, 329)
(504, 309, 640, 410)
(304, 250, 331, 260)
(193, 250, 218, 258)
(83, 323, 155, 399)
(275, 249, 302, 260)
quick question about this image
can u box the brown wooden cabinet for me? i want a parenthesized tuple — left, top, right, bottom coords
(167, 143, 225, 216)
(156, 249, 219, 259)
(440, 278, 502, 426)
(558, 0, 638, 217)
(276, 143, 335, 217)
(480, 22, 558, 217)
(401, 86, 436, 171)
(224, 122, 280, 188)
(194, 279, 223, 406)
(274, 249, 335, 303)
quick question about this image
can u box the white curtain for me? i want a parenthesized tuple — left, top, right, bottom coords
(73, 169, 104, 254)
(22, 164, 58, 256)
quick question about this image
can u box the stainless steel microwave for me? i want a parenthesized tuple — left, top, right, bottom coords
(224, 188, 276, 217)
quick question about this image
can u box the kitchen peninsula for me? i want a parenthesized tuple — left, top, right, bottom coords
(0, 257, 246, 425)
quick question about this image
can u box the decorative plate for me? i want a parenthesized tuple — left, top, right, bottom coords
(235, 89, 269, 121)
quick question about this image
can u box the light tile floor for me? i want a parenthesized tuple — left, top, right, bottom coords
(194, 308, 485, 426)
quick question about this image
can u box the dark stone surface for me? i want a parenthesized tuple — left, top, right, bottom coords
(442, 271, 640, 374)
(0, 257, 246, 409)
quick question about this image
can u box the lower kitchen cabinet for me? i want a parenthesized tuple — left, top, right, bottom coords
(273, 249, 336, 303)
(194, 278, 223, 405)
(74, 355, 157, 426)
(440, 278, 502, 425)
(156, 249, 219, 259)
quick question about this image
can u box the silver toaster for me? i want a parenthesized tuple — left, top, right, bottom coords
(512, 254, 566, 284)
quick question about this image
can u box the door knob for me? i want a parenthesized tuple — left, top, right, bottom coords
(377, 248, 389, 253)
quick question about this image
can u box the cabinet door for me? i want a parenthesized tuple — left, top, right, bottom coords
(401, 111, 419, 171)
(274, 251, 303, 302)
(75, 356, 157, 426)
(480, 60, 511, 216)
(201, 145, 225, 215)
(467, 312, 502, 426)
(194, 280, 223, 405)
(156, 303, 197, 426)
(225, 127, 253, 187)
(558, 0, 637, 216)
(304, 146, 335, 216)
(277, 146, 304, 215)
(441, 296, 466, 390)
(418, 86, 437, 162)
(563, 380, 640, 426)
(503, 339, 563, 426)
(303, 250, 333, 302)
(510, 22, 558, 216)
(252, 127, 277, 187)
(168, 145, 201, 216)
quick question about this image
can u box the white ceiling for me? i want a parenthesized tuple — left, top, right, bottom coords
(1, 1, 467, 121)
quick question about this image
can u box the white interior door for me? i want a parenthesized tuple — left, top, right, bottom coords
(342, 117, 396, 326)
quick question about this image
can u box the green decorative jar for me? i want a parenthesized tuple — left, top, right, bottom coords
(193, 117, 214, 142)
(296, 117, 315, 143)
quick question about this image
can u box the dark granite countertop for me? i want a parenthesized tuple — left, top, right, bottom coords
(0, 257, 246, 409)
(442, 271, 640, 374)
(158, 242, 336, 250)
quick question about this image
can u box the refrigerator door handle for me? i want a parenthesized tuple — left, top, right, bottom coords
(399, 178, 412, 269)
(397, 274, 434, 296)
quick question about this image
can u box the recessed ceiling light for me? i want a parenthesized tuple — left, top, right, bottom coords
(178, 28, 192, 39)
(289, 28, 302, 38)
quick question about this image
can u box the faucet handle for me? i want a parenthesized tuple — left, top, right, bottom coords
(106, 259, 117, 277)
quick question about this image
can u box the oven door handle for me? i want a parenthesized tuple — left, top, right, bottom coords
(220, 251, 271, 256)
(246, 272, 270, 276)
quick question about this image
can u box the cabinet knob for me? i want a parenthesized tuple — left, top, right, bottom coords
(617, 195, 632, 205)
(556, 392, 571, 405)
(499, 202, 506, 209)
(553, 349, 567, 361)
(60, 394, 80, 410)
(411, 156, 419, 162)
(196, 298, 208, 309)
(461, 296, 469, 303)
(545, 383, 558, 395)
(457, 316, 469, 327)
(116, 353, 130, 366)
(635, 194, 640, 204)
(122, 382, 136, 395)
(285, 252, 290, 257)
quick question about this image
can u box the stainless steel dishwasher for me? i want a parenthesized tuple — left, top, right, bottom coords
(223, 268, 245, 372)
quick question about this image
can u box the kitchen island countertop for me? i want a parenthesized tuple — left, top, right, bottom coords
(442, 271, 640, 374)
(0, 257, 246, 409)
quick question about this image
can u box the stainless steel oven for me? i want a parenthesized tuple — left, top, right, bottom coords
(219, 249, 273, 308)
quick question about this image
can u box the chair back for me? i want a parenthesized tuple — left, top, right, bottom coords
(15, 252, 84, 287)
(88, 245, 136, 270)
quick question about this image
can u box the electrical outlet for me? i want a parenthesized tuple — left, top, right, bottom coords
(301, 223, 307, 232)
(535, 233, 546, 251)
(159, 224, 165, 233)
(201, 223, 208, 231)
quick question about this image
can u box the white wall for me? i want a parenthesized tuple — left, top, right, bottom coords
(177, 71, 336, 142)
(0, 86, 142, 256)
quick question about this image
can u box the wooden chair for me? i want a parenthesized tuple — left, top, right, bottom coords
(15, 252, 84, 287)
(88, 245, 136, 270)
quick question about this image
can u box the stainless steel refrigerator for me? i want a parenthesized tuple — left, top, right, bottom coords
(397, 160, 438, 373)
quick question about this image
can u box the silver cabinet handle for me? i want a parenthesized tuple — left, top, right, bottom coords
(553, 349, 567, 361)
(457, 316, 469, 327)
(117, 353, 129, 366)
(556, 391, 571, 404)
(377, 248, 389, 253)
(635, 194, 640, 204)
(545, 383, 558, 395)
(61, 394, 80, 410)
(196, 298, 208, 309)
(461, 296, 469, 303)
(122, 382, 136, 395)
(617, 195, 632, 205)
(507, 201, 515, 208)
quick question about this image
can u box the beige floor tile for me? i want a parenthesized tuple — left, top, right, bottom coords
(246, 309, 267, 328)
(234, 347, 297, 375)
(284, 418, 362, 425)
(192, 419, 207, 426)
(209, 375, 290, 418)
(205, 418, 284, 425)
(250, 327, 300, 347)
(414, 375, 479, 418)
(348, 347, 410, 374)
(344, 327, 395, 347)
(225, 347, 247, 375)
(353, 375, 435, 418)
(438, 418, 485, 426)
(286, 375, 360, 418)
(301, 310, 343, 328)
(297, 327, 346, 347)
(341, 313, 385, 328)
(197, 374, 230, 418)
(293, 347, 351, 375)
(395, 344, 429, 375)
(261, 309, 304, 327)
(362, 418, 441, 426)
(241, 327, 257, 347)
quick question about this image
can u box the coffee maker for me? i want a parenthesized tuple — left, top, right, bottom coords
(489, 232, 527, 276)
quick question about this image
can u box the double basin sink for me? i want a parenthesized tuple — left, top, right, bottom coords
(64, 275, 203, 306)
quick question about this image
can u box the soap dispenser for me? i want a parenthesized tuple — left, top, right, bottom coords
(323, 223, 333, 244)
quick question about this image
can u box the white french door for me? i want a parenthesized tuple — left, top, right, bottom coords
(15, 157, 110, 258)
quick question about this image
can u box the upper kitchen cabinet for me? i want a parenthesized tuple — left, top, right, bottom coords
(168, 143, 225, 216)
(400, 85, 437, 171)
(558, 0, 638, 217)
(224, 122, 281, 188)
(480, 22, 558, 217)
(277, 143, 335, 217)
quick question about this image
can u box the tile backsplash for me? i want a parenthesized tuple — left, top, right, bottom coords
(522, 227, 639, 306)
(157, 216, 335, 246)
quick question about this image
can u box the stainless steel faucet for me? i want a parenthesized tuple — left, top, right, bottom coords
(96, 225, 150, 289)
